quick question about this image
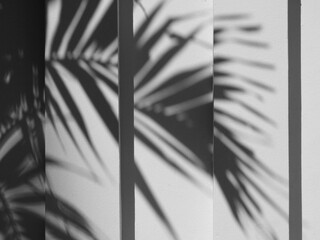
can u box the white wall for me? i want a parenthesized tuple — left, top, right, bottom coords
(46, 1, 120, 239)
(302, 0, 320, 239)
(214, 0, 289, 239)
(134, 1, 214, 239)
(46, 1, 320, 239)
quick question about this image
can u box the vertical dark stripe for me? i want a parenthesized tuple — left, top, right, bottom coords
(41, 1, 46, 239)
(212, 3, 215, 236)
(288, 0, 302, 239)
(118, 0, 135, 239)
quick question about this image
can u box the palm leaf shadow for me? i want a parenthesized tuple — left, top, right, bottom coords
(46, 0, 118, 177)
(134, 3, 288, 240)
(0, 126, 44, 240)
(0, 0, 104, 239)
(213, 15, 288, 237)
(46, 0, 288, 239)
(46, 1, 181, 239)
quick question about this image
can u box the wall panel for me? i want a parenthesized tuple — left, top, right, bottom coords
(214, 0, 289, 239)
(45, 1, 120, 239)
(302, 0, 320, 239)
(133, 1, 214, 239)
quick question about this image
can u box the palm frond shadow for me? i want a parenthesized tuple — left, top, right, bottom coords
(0, 0, 102, 239)
(0, 126, 44, 240)
(214, 15, 288, 236)
(134, 4, 288, 240)
(46, 0, 118, 178)
(45, 0, 288, 239)
(46, 0, 119, 239)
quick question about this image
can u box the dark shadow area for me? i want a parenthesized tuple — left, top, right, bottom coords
(0, 0, 45, 239)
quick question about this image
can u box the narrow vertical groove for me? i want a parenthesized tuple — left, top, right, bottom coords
(118, 0, 135, 239)
(288, 0, 302, 239)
